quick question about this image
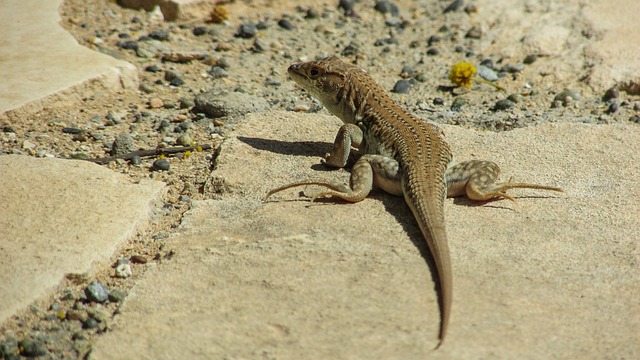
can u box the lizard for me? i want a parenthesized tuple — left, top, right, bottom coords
(263, 56, 563, 347)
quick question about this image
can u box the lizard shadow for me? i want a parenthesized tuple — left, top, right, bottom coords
(237, 136, 330, 158)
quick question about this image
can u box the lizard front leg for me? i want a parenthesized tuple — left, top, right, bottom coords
(323, 123, 364, 168)
(264, 154, 403, 202)
(445, 160, 564, 202)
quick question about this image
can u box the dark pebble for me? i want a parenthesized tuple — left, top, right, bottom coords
(454, 45, 465, 53)
(148, 30, 170, 41)
(170, 78, 184, 86)
(338, 0, 355, 12)
(392, 80, 412, 94)
(84, 281, 109, 303)
(607, 101, 619, 114)
(494, 99, 515, 111)
(164, 70, 182, 82)
(208, 66, 228, 78)
(502, 63, 525, 73)
(603, 86, 619, 102)
(426, 47, 439, 56)
(3, 125, 15, 133)
(629, 115, 640, 123)
(18, 339, 47, 357)
(523, 54, 538, 64)
(62, 127, 83, 134)
(400, 65, 414, 77)
(118, 33, 130, 39)
(152, 159, 170, 171)
(177, 122, 190, 132)
(374, 0, 399, 16)
(130, 155, 142, 166)
(108, 290, 126, 303)
(433, 98, 444, 105)
(480, 59, 494, 69)
(341, 43, 359, 56)
(145, 65, 162, 73)
(451, 97, 466, 111)
(427, 35, 441, 47)
(192, 26, 207, 36)
(277, 19, 295, 30)
(83, 318, 99, 329)
(443, 0, 464, 13)
(72, 332, 85, 341)
(118, 41, 138, 50)
(130, 255, 148, 264)
(235, 22, 258, 38)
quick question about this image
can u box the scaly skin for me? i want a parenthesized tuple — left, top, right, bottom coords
(265, 56, 563, 347)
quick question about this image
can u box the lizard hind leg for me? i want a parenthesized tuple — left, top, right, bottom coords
(446, 160, 564, 202)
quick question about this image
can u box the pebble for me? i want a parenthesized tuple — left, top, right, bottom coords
(277, 19, 295, 30)
(465, 26, 482, 39)
(111, 133, 136, 156)
(392, 80, 412, 94)
(170, 78, 184, 86)
(426, 48, 439, 56)
(606, 101, 619, 114)
(115, 263, 132, 278)
(153, 158, 170, 171)
(18, 339, 47, 357)
(192, 26, 207, 36)
(553, 89, 580, 107)
(602, 86, 619, 102)
(82, 318, 99, 329)
(338, 0, 356, 12)
(507, 94, 523, 103)
(118, 40, 138, 50)
(108, 290, 126, 303)
(130, 255, 148, 264)
(130, 155, 142, 166)
(523, 54, 538, 64)
(149, 98, 164, 108)
(305, 8, 320, 19)
(502, 63, 525, 73)
(374, 0, 399, 16)
(208, 66, 228, 79)
(22, 140, 36, 150)
(62, 127, 83, 134)
(176, 134, 192, 146)
(115, 258, 129, 266)
(176, 98, 194, 111)
(65, 309, 87, 322)
(443, 0, 464, 13)
(494, 99, 515, 111)
(148, 30, 170, 41)
(477, 65, 498, 82)
(235, 22, 258, 38)
(433, 98, 444, 105)
(629, 115, 640, 123)
(427, 35, 441, 47)
(84, 281, 109, 303)
(145, 65, 162, 73)
(451, 97, 466, 111)
(139, 82, 155, 94)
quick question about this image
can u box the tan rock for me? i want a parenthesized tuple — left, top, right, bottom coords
(0, 155, 165, 324)
(92, 112, 639, 359)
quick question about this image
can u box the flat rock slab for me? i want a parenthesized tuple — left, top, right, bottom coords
(0, 0, 137, 117)
(0, 156, 165, 324)
(92, 111, 639, 359)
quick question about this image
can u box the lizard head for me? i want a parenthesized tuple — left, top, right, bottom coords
(288, 56, 352, 110)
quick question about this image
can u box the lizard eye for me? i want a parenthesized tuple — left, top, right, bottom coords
(309, 68, 320, 78)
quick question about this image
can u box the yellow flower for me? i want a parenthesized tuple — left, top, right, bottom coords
(449, 61, 505, 91)
(184, 150, 192, 159)
(449, 62, 477, 89)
